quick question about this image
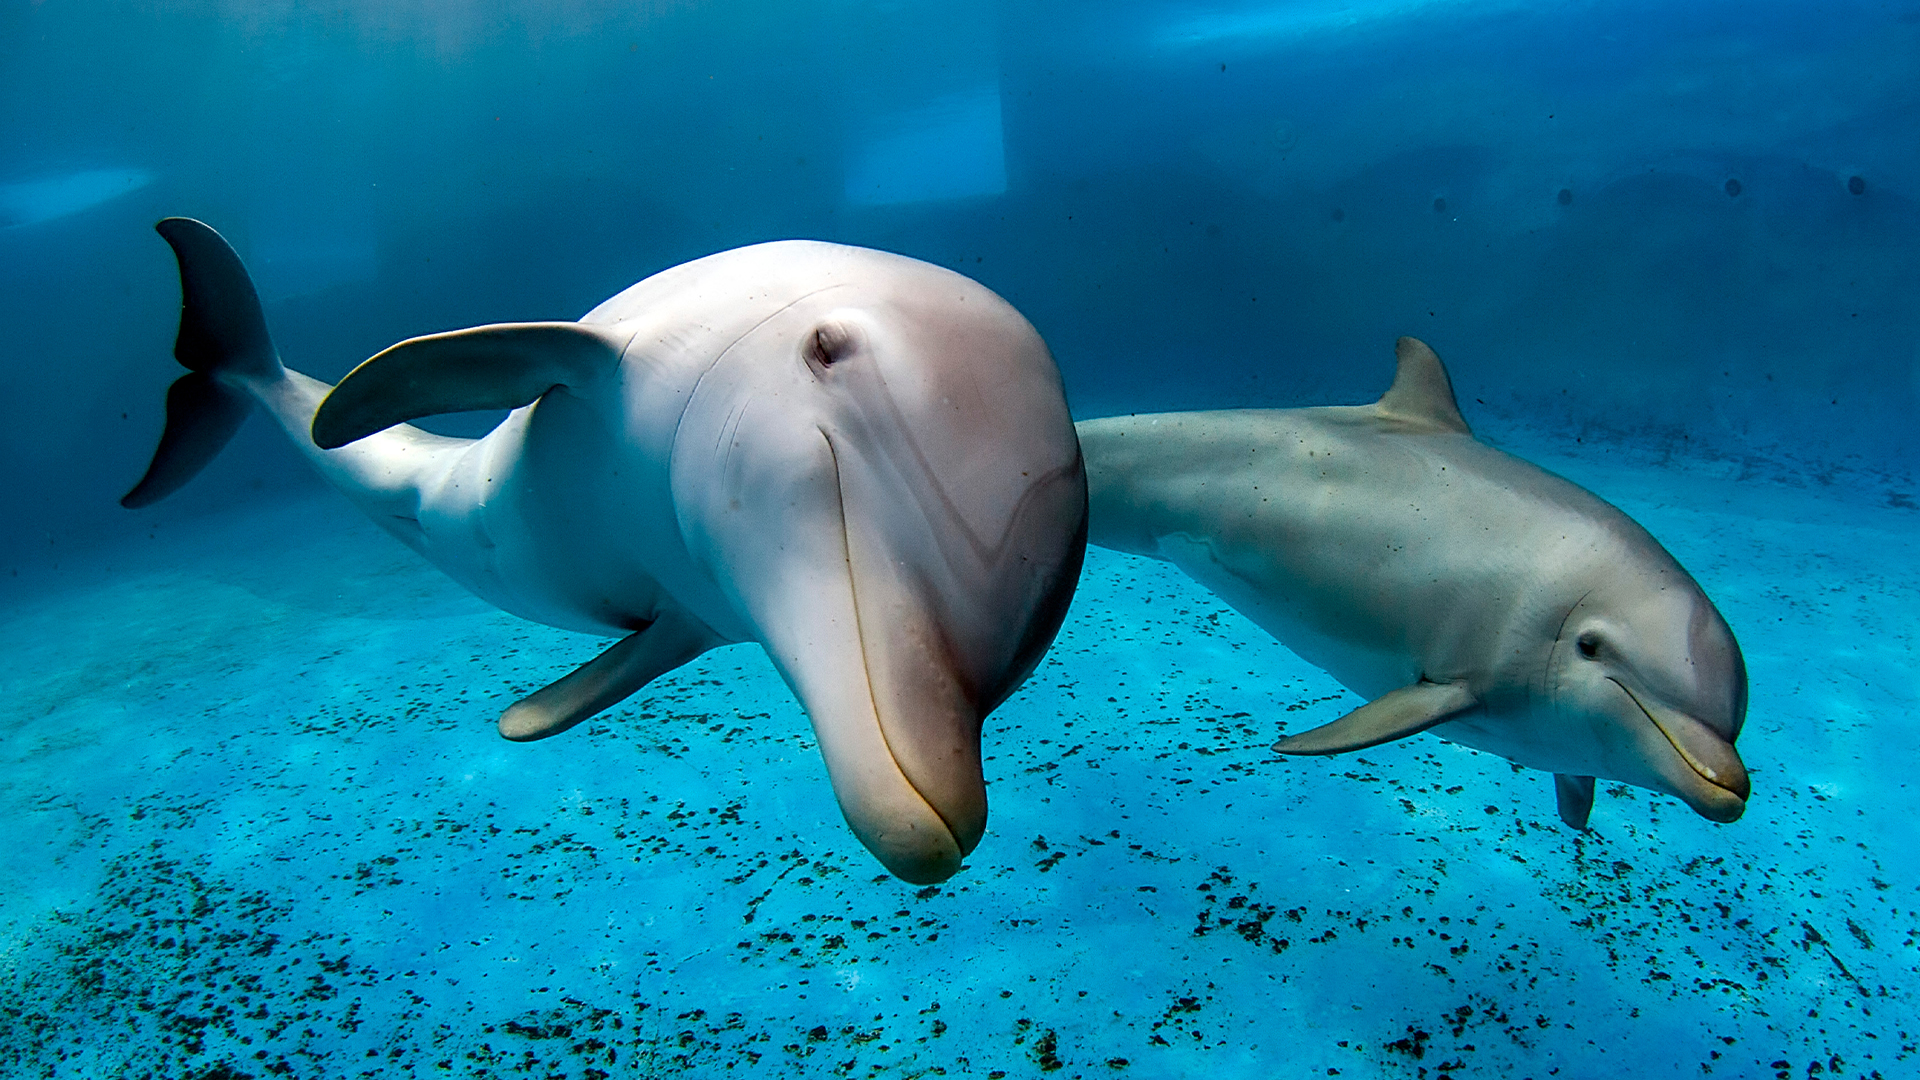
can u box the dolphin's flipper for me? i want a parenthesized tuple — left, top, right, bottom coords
(1554, 773, 1597, 830)
(312, 322, 627, 449)
(497, 612, 718, 742)
(1271, 679, 1477, 755)
(1374, 337, 1470, 435)
(123, 218, 286, 508)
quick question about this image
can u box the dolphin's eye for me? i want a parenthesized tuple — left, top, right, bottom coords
(1576, 631, 1602, 659)
(804, 321, 862, 369)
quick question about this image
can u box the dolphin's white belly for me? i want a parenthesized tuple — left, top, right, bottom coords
(403, 394, 720, 639)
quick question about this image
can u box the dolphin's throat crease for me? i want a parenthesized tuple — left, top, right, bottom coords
(1076, 336, 1751, 830)
(124, 218, 1088, 885)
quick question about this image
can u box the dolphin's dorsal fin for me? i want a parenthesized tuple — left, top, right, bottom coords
(1554, 773, 1596, 831)
(311, 322, 627, 449)
(1270, 679, 1477, 756)
(1374, 336, 1470, 435)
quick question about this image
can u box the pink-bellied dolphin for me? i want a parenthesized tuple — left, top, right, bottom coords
(124, 218, 1087, 883)
(1076, 337, 1748, 829)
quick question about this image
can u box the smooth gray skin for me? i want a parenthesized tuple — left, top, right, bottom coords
(128, 220, 1088, 884)
(1077, 337, 1749, 827)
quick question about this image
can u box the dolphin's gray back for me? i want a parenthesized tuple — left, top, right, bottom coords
(1081, 405, 1632, 558)
(1077, 407, 1671, 697)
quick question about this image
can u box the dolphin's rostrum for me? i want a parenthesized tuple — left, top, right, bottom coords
(1078, 337, 1749, 828)
(126, 218, 1088, 883)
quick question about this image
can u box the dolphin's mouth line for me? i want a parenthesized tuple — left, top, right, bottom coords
(819, 426, 967, 851)
(1609, 677, 1743, 796)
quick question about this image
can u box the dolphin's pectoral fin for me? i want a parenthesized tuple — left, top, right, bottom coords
(312, 321, 626, 449)
(1554, 773, 1597, 831)
(1271, 679, 1477, 756)
(497, 613, 716, 742)
(1374, 337, 1471, 435)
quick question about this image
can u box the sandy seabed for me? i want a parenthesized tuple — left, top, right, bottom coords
(2, 436, 1915, 1080)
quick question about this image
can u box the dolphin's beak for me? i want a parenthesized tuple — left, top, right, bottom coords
(709, 425, 1085, 884)
(1613, 679, 1750, 823)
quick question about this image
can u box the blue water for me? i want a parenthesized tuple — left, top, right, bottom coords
(3, 1, 1917, 1077)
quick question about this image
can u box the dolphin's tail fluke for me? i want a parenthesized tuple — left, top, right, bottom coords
(122, 218, 284, 508)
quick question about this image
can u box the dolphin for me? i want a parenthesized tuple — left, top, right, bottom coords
(123, 218, 1087, 883)
(1077, 337, 1748, 828)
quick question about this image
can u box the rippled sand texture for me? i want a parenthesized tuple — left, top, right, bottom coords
(2, 439, 1914, 1079)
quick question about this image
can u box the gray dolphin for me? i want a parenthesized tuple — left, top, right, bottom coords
(1077, 337, 1748, 828)
(124, 218, 1087, 883)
